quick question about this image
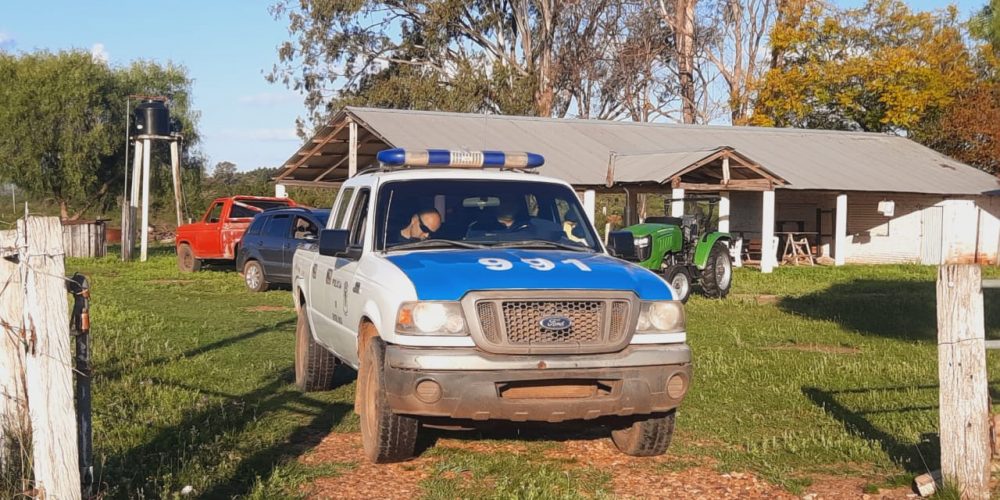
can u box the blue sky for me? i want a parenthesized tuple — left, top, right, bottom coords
(0, 0, 987, 172)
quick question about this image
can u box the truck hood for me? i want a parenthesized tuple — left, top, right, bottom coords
(384, 248, 674, 301)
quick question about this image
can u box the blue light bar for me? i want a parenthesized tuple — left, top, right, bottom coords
(376, 148, 544, 169)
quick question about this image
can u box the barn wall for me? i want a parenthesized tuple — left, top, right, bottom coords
(727, 190, 999, 265)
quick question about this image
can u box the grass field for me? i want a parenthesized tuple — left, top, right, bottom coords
(60, 249, 1000, 498)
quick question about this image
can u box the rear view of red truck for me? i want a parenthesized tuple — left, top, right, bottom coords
(175, 196, 295, 272)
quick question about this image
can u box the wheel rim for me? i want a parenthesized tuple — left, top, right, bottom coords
(671, 273, 689, 298)
(245, 264, 261, 289)
(715, 253, 732, 289)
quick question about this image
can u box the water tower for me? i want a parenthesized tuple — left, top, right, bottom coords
(121, 97, 185, 262)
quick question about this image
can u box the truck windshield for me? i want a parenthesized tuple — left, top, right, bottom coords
(375, 179, 600, 252)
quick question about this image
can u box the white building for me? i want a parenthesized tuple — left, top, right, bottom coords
(274, 107, 1000, 272)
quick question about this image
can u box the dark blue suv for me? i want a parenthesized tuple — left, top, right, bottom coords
(236, 207, 330, 292)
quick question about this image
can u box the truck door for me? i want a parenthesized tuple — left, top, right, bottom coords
(196, 202, 225, 257)
(332, 188, 371, 368)
(260, 214, 292, 280)
(308, 188, 359, 360)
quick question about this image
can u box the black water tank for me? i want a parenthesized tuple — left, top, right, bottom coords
(133, 100, 171, 136)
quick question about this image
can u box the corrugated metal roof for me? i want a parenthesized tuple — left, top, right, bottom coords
(343, 107, 999, 195)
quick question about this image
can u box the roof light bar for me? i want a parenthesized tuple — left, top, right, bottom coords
(376, 148, 544, 169)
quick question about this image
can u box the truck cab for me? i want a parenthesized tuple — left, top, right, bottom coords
(292, 149, 691, 463)
(175, 195, 295, 272)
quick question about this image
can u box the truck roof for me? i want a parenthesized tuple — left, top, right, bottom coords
(347, 167, 574, 188)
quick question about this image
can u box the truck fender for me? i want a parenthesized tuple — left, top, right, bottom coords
(694, 232, 731, 269)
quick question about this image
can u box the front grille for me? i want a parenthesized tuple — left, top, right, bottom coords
(471, 295, 635, 354)
(502, 300, 604, 344)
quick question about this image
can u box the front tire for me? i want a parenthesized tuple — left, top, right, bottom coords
(610, 410, 676, 457)
(243, 260, 269, 292)
(177, 243, 201, 273)
(294, 304, 337, 391)
(665, 266, 692, 303)
(359, 337, 418, 463)
(701, 242, 732, 299)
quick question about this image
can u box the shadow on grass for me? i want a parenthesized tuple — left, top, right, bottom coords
(780, 279, 999, 341)
(803, 386, 939, 473)
(104, 365, 355, 498)
(100, 318, 295, 382)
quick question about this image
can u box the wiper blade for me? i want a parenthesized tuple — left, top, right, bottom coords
(490, 240, 594, 252)
(387, 239, 488, 251)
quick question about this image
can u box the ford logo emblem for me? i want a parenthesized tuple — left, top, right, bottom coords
(539, 316, 572, 331)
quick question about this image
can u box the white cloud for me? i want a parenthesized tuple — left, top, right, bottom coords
(238, 92, 299, 106)
(216, 128, 299, 142)
(0, 32, 15, 51)
(90, 43, 109, 64)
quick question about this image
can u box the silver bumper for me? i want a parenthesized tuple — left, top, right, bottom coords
(385, 343, 691, 371)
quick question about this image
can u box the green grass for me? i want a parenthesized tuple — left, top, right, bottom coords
(61, 250, 1000, 498)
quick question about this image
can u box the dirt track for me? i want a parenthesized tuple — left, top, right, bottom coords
(299, 431, 916, 499)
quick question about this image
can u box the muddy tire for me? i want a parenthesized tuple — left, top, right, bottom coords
(359, 337, 418, 463)
(700, 242, 732, 299)
(294, 303, 337, 391)
(665, 266, 692, 303)
(610, 410, 676, 457)
(243, 260, 269, 292)
(177, 244, 201, 273)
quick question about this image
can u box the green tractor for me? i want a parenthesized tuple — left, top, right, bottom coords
(607, 214, 733, 303)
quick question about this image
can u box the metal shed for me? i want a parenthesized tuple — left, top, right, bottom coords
(275, 107, 1000, 270)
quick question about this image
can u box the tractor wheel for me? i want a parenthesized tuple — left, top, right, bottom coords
(611, 410, 676, 457)
(177, 244, 202, 273)
(665, 266, 692, 303)
(701, 241, 733, 299)
(294, 303, 338, 392)
(243, 260, 269, 293)
(359, 337, 419, 463)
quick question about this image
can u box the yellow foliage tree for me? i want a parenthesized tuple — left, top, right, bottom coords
(751, 0, 974, 132)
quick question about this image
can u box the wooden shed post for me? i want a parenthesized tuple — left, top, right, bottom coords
(718, 191, 730, 233)
(348, 120, 358, 178)
(670, 188, 685, 217)
(835, 193, 848, 266)
(761, 190, 776, 273)
(625, 189, 639, 226)
(17, 216, 81, 499)
(582, 190, 596, 225)
(937, 264, 989, 500)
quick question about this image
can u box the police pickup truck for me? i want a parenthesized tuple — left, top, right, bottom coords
(292, 148, 691, 463)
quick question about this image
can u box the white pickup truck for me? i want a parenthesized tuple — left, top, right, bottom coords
(292, 148, 691, 463)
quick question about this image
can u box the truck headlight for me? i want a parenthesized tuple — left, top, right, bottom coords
(396, 302, 468, 335)
(636, 301, 685, 333)
(634, 235, 651, 248)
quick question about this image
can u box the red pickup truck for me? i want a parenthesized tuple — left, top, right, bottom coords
(175, 196, 296, 272)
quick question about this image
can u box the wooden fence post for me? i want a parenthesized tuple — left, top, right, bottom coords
(17, 216, 81, 499)
(0, 228, 26, 473)
(937, 264, 989, 500)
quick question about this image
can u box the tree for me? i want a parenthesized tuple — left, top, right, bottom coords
(750, 0, 974, 133)
(0, 51, 202, 219)
(914, 83, 1000, 175)
(211, 161, 238, 184)
(269, 0, 683, 126)
(701, 0, 777, 124)
(971, 0, 1000, 56)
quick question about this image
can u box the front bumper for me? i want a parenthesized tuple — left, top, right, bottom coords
(383, 344, 691, 423)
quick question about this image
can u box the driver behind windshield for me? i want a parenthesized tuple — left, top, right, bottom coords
(392, 208, 442, 245)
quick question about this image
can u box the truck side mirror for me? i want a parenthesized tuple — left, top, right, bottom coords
(318, 229, 350, 257)
(606, 231, 637, 260)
